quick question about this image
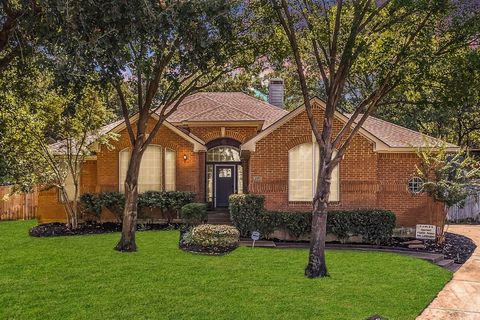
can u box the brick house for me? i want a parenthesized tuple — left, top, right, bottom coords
(37, 90, 458, 229)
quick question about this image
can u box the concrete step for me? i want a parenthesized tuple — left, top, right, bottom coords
(436, 259, 455, 269)
(446, 263, 462, 273)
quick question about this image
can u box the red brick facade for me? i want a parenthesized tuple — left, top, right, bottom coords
(37, 105, 446, 228)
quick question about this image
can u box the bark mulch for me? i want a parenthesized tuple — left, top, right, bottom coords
(388, 232, 476, 264)
(29, 222, 179, 237)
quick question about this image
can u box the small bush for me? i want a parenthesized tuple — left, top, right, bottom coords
(229, 194, 265, 237)
(181, 203, 207, 226)
(185, 224, 240, 247)
(98, 192, 125, 222)
(80, 193, 102, 219)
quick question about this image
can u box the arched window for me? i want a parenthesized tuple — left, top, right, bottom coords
(119, 145, 162, 193)
(288, 143, 339, 202)
(207, 146, 240, 162)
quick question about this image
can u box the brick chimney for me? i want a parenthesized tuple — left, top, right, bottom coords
(268, 78, 284, 108)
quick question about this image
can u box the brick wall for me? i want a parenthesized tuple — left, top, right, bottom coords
(37, 117, 201, 223)
(188, 126, 259, 143)
(248, 105, 443, 227)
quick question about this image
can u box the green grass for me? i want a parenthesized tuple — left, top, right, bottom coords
(0, 221, 450, 320)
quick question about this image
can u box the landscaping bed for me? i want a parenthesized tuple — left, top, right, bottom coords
(29, 222, 179, 237)
(389, 232, 476, 264)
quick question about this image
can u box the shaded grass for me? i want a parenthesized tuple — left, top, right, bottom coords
(0, 221, 451, 320)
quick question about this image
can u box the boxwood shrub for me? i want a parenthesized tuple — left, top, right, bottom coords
(80, 191, 196, 223)
(229, 194, 265, 237)
(184, 224, 240, 247)
(229, 194, 396, 244)
(181, 203, 208, 226)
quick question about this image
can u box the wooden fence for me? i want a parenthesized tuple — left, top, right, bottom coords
(447, 193, 480, 222)
(0, 186, 38, 221)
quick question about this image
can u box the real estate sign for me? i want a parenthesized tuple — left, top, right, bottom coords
(415, 224, 436, 240)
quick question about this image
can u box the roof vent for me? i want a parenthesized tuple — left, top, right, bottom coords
(268, 78, 284, 108)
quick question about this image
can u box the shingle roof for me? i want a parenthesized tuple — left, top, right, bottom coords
(166, 92, 288, 129)
(346, 114, 458, 148)
(49, 119, 124, 154)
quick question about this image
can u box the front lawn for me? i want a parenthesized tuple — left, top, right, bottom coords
(0, 221, 450, 320)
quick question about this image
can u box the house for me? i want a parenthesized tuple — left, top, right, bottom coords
(37, 80, 458, 230)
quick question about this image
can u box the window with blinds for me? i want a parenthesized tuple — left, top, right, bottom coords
(288, 143, 339, 202)
(165, 148, 176, 191)
(119, 146, 162, 193)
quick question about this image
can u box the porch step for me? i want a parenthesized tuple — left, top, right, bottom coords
(207, 212, 232, 225)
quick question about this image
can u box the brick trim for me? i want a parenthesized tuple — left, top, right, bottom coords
(284, 135, 312, 151)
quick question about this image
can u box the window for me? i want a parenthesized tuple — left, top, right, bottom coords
(119, 146, 162, 193)
(408, 177, 423, 194)
(207, 165, 213, 202)
(207, 146, 240, 162)
(288, 143, 339, 202)
(165, 149, 176, 191)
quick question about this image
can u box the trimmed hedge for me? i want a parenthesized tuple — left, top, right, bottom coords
(184, 224, 240, 247)
(229, 194, 265, 237)
(80, 191, 196, 222)
(229, 194, 396, 244)
(181, 203, 208, 226)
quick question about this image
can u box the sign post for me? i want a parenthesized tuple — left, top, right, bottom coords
(251, 231, 260, 248)
(415, 224, 436, 240)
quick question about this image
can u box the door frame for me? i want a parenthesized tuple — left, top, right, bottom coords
(213, 164, 237, 208)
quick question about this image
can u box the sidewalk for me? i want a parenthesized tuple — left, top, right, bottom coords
(417, 225, 480, 320)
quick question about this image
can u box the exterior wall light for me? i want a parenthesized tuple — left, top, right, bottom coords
(183, 154, 188, 161)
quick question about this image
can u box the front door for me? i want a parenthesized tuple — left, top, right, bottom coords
(215, 165, 235, 207)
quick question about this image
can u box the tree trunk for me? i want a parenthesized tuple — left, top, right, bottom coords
(59, 187, 76, 229)
(115, 146, 143, 252)
(305, 162, 332, 278)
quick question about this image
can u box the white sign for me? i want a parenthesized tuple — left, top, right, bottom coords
(416, 224, 436, 240)
(251, 231, 260, 241)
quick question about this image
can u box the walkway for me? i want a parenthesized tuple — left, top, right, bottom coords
(418, 225, 480, 320)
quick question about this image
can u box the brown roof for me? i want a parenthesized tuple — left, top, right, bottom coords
(166, 92, 288, 129)
(346, 114, 458, 148)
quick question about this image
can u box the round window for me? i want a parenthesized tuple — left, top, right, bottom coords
(408, 177, 424, 194)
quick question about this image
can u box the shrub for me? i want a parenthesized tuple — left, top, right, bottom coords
(185, 224, 240, 247)
(228, 195, 396, 244)
(229, 194, 265, 237)
(181, 203, 207, 226)
(138, 191, 195, 210)
(327, 210, 396, 244)
(80, 193, 102, 219)
(98, 192, 125, 222)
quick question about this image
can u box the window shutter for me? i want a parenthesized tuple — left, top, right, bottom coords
(165, 149, 176, 191)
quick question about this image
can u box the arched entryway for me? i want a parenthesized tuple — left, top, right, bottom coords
(206, 138, 244, 208)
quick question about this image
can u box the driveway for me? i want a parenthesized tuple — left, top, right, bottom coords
(417, 225, 480, 319)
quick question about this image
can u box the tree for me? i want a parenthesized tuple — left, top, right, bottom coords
(265, 0, 476, 278)
(374, 47, 480, 148)
(0, 65, 115, 228)
(0, 0, 42, 72)
(415, 142, 480, 241)
(44, 0, 260, 251)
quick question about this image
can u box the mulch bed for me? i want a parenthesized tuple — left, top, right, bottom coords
(29, 222, 180, 237)
(179, 243, 238, 255)
(388, 232, 476, 264)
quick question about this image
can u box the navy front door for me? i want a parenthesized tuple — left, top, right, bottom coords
(215, 165, 235, 207)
